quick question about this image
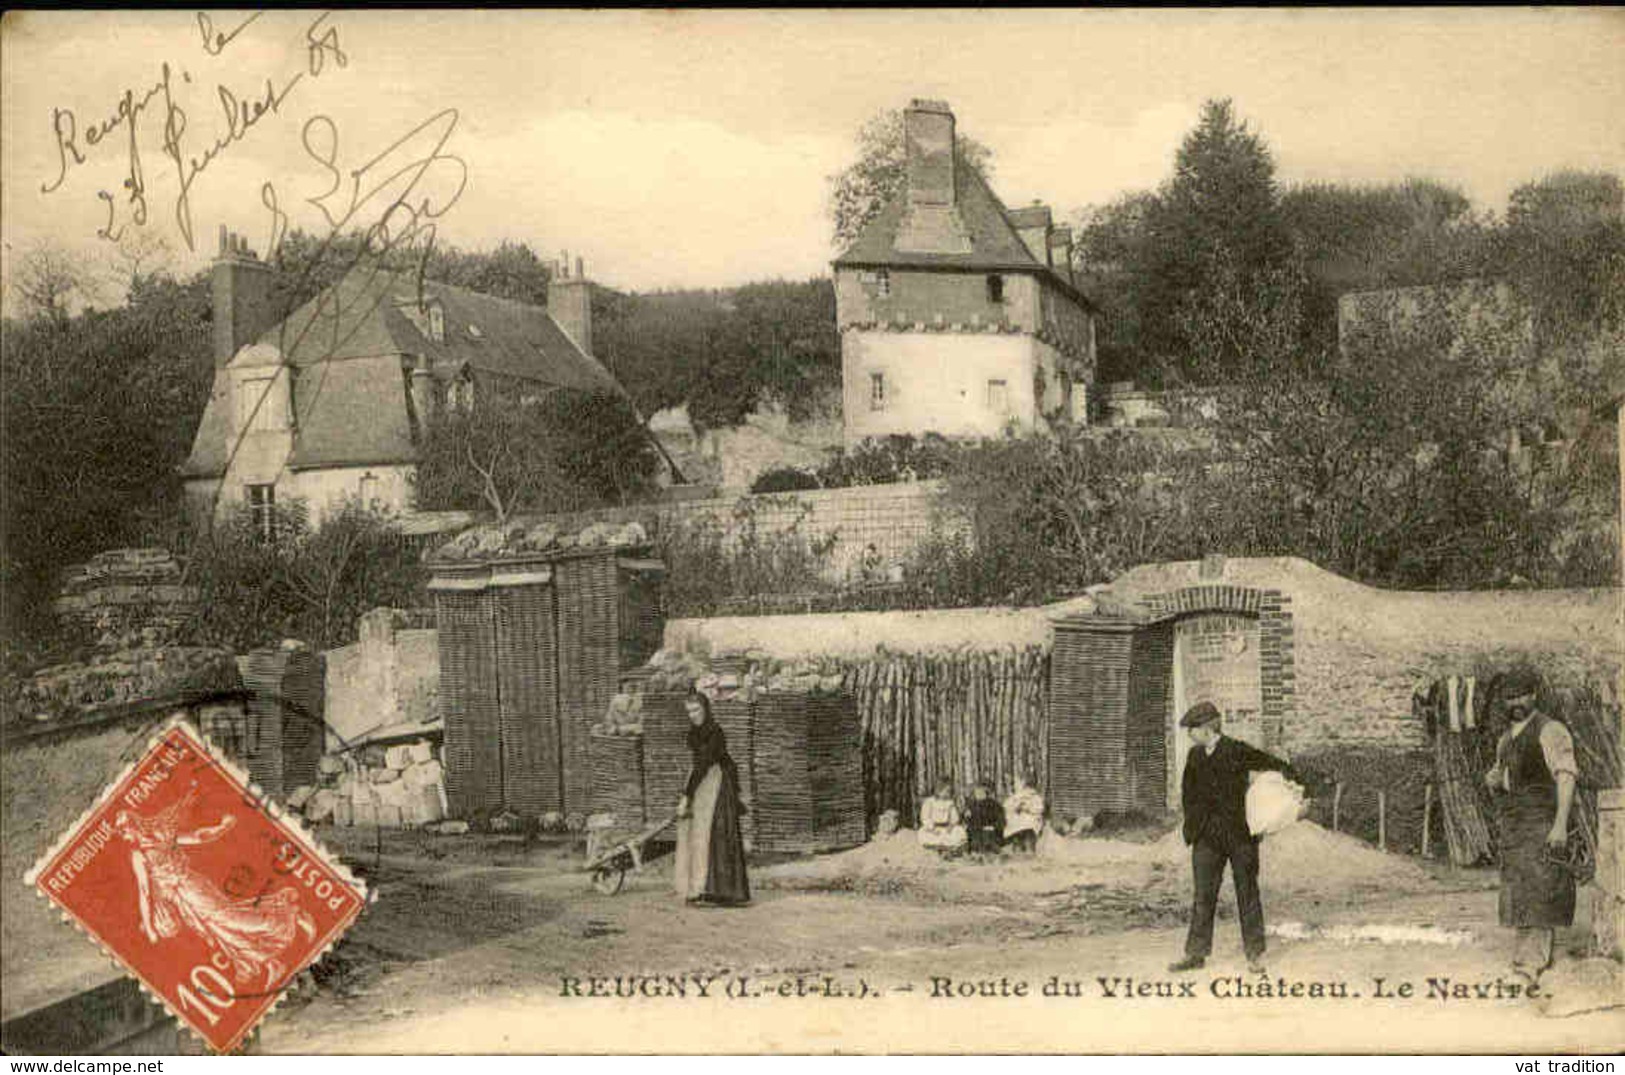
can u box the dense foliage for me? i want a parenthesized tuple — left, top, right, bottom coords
(2, 271, 214, 658)
(593, 278, 840, 428)
(178, 499, 424, 653)
(413, 387, 661, 521)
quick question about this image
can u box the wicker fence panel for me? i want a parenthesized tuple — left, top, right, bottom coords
(239, 649, 289, 800)
(436, 589, 504, 818)
(495, 581, 562, 818)
(1048, 623, 1134, 822)
(589, 730, 646, 837)
(555, 553, 621, 815)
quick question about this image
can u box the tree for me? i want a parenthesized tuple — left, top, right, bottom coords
(1203, 282, 1611, 589)
(9, 242, 103, 326)
(180, 498, 423, 652)
(2, 268, 213, 653)
(1140, 99, 1294, 383)
(413, 386, 658, 522)
(828, 108, 994, 248)
(1502, 171, 1625, 347)
(268, 230, 554, 317)
(730, 279, 841, 421)
(1073, 191, 1159, 383)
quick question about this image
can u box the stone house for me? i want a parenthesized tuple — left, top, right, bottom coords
(832, 99, 1098, 445)
(180, 231, 627, 530)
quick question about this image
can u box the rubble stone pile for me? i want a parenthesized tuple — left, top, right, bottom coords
(425, 519, 649, 563)
(294, 739, 448, 829)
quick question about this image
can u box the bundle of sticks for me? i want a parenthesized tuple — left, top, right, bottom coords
(844, 646, 1049, 828)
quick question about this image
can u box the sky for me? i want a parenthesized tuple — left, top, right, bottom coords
(3, 8, 1623, 304)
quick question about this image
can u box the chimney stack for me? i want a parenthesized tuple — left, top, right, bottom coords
(1011, 200, 1054, 267)
(904, 98, 956, 207)
(550, 255, 593, 357)
(211, 226, 278, 370)
(1049, 226, 1076, 286)
(894, 99, 972, 255)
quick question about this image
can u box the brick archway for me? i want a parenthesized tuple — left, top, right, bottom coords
(1137, 585, 1296, 758)
(1047, 585, 1298, 821)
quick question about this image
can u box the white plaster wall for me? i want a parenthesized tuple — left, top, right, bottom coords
(207, 464, 417, 527)
(842, 330, 1038, 442)
(284, 465, 417, 524)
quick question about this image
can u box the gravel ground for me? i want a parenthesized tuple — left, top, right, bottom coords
(251, 820, 1622, 1055)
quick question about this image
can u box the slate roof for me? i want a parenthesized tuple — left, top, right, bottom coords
(181, 268, 626, 479)
(833, 165, 1089, 308)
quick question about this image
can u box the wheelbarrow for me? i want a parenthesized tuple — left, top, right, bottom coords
(585, 814, 677, 894)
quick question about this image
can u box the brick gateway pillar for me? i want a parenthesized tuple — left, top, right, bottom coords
(1048, 584, 1296, 822)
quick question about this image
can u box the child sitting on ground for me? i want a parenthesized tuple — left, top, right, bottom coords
(1003, 774, 1045, 854)
(918, 778, 966, 855)
(964, 781, 1006, 858)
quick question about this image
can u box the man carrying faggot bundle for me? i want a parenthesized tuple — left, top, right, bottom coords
(1169, 702, 1300, 977)
(1482, 668, 1578, 985)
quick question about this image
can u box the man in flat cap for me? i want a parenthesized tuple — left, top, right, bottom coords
(1168, 701, 1300, 975)
(1482, 667, 1578, 984)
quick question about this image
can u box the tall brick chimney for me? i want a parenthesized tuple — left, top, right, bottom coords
(895, 99, 971, 255)
(549, 253, 593, 356)
(904, 99, 956, 207)
(211, 225, 278, 370)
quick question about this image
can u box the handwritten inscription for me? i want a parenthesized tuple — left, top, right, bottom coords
(39, 12, 350, 249)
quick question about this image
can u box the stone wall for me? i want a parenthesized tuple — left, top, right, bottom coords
(1103, 556, 1620, 755)
(52, 548, 197, 649)
(662, 480, 960, 583)
(323, 608, 440, 751)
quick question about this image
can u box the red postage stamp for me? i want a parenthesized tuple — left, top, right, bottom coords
(24, 718, 367, 1053)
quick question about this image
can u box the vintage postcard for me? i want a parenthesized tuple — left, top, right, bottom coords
(1, 7, 1622, 1057)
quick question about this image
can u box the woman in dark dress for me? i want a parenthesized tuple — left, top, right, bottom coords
(674, 690, 751, 906)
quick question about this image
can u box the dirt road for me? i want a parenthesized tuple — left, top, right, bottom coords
(255, 828, 1621, 1054)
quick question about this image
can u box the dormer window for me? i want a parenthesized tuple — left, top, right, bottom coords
(395, 296, 446, 343)
(986, 275, 1005, 304)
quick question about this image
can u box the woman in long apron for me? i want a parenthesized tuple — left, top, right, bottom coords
(674, 690, 751, 906)
(1483, 669, 1578, 983)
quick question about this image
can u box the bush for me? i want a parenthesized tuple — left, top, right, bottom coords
(750, 467, 822, 494)
(177, 498, 425, 652)
(816, 434, 959, 488)
(910, 428, 1228, 607)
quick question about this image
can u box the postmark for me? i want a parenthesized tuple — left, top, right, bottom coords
(24, 717, 367, 1053)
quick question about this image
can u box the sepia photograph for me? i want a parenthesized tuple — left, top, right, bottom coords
(1, 7, 1622, 1056)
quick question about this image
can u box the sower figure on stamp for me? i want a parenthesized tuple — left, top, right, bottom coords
(1169, 702, 1299, 976)
(1482, 668, 1578, 985)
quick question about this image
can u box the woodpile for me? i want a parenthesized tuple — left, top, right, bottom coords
(1421, 671, 1621, 867)
(1431, 724, 1496, 865)
(845, 647, 1049, 829)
